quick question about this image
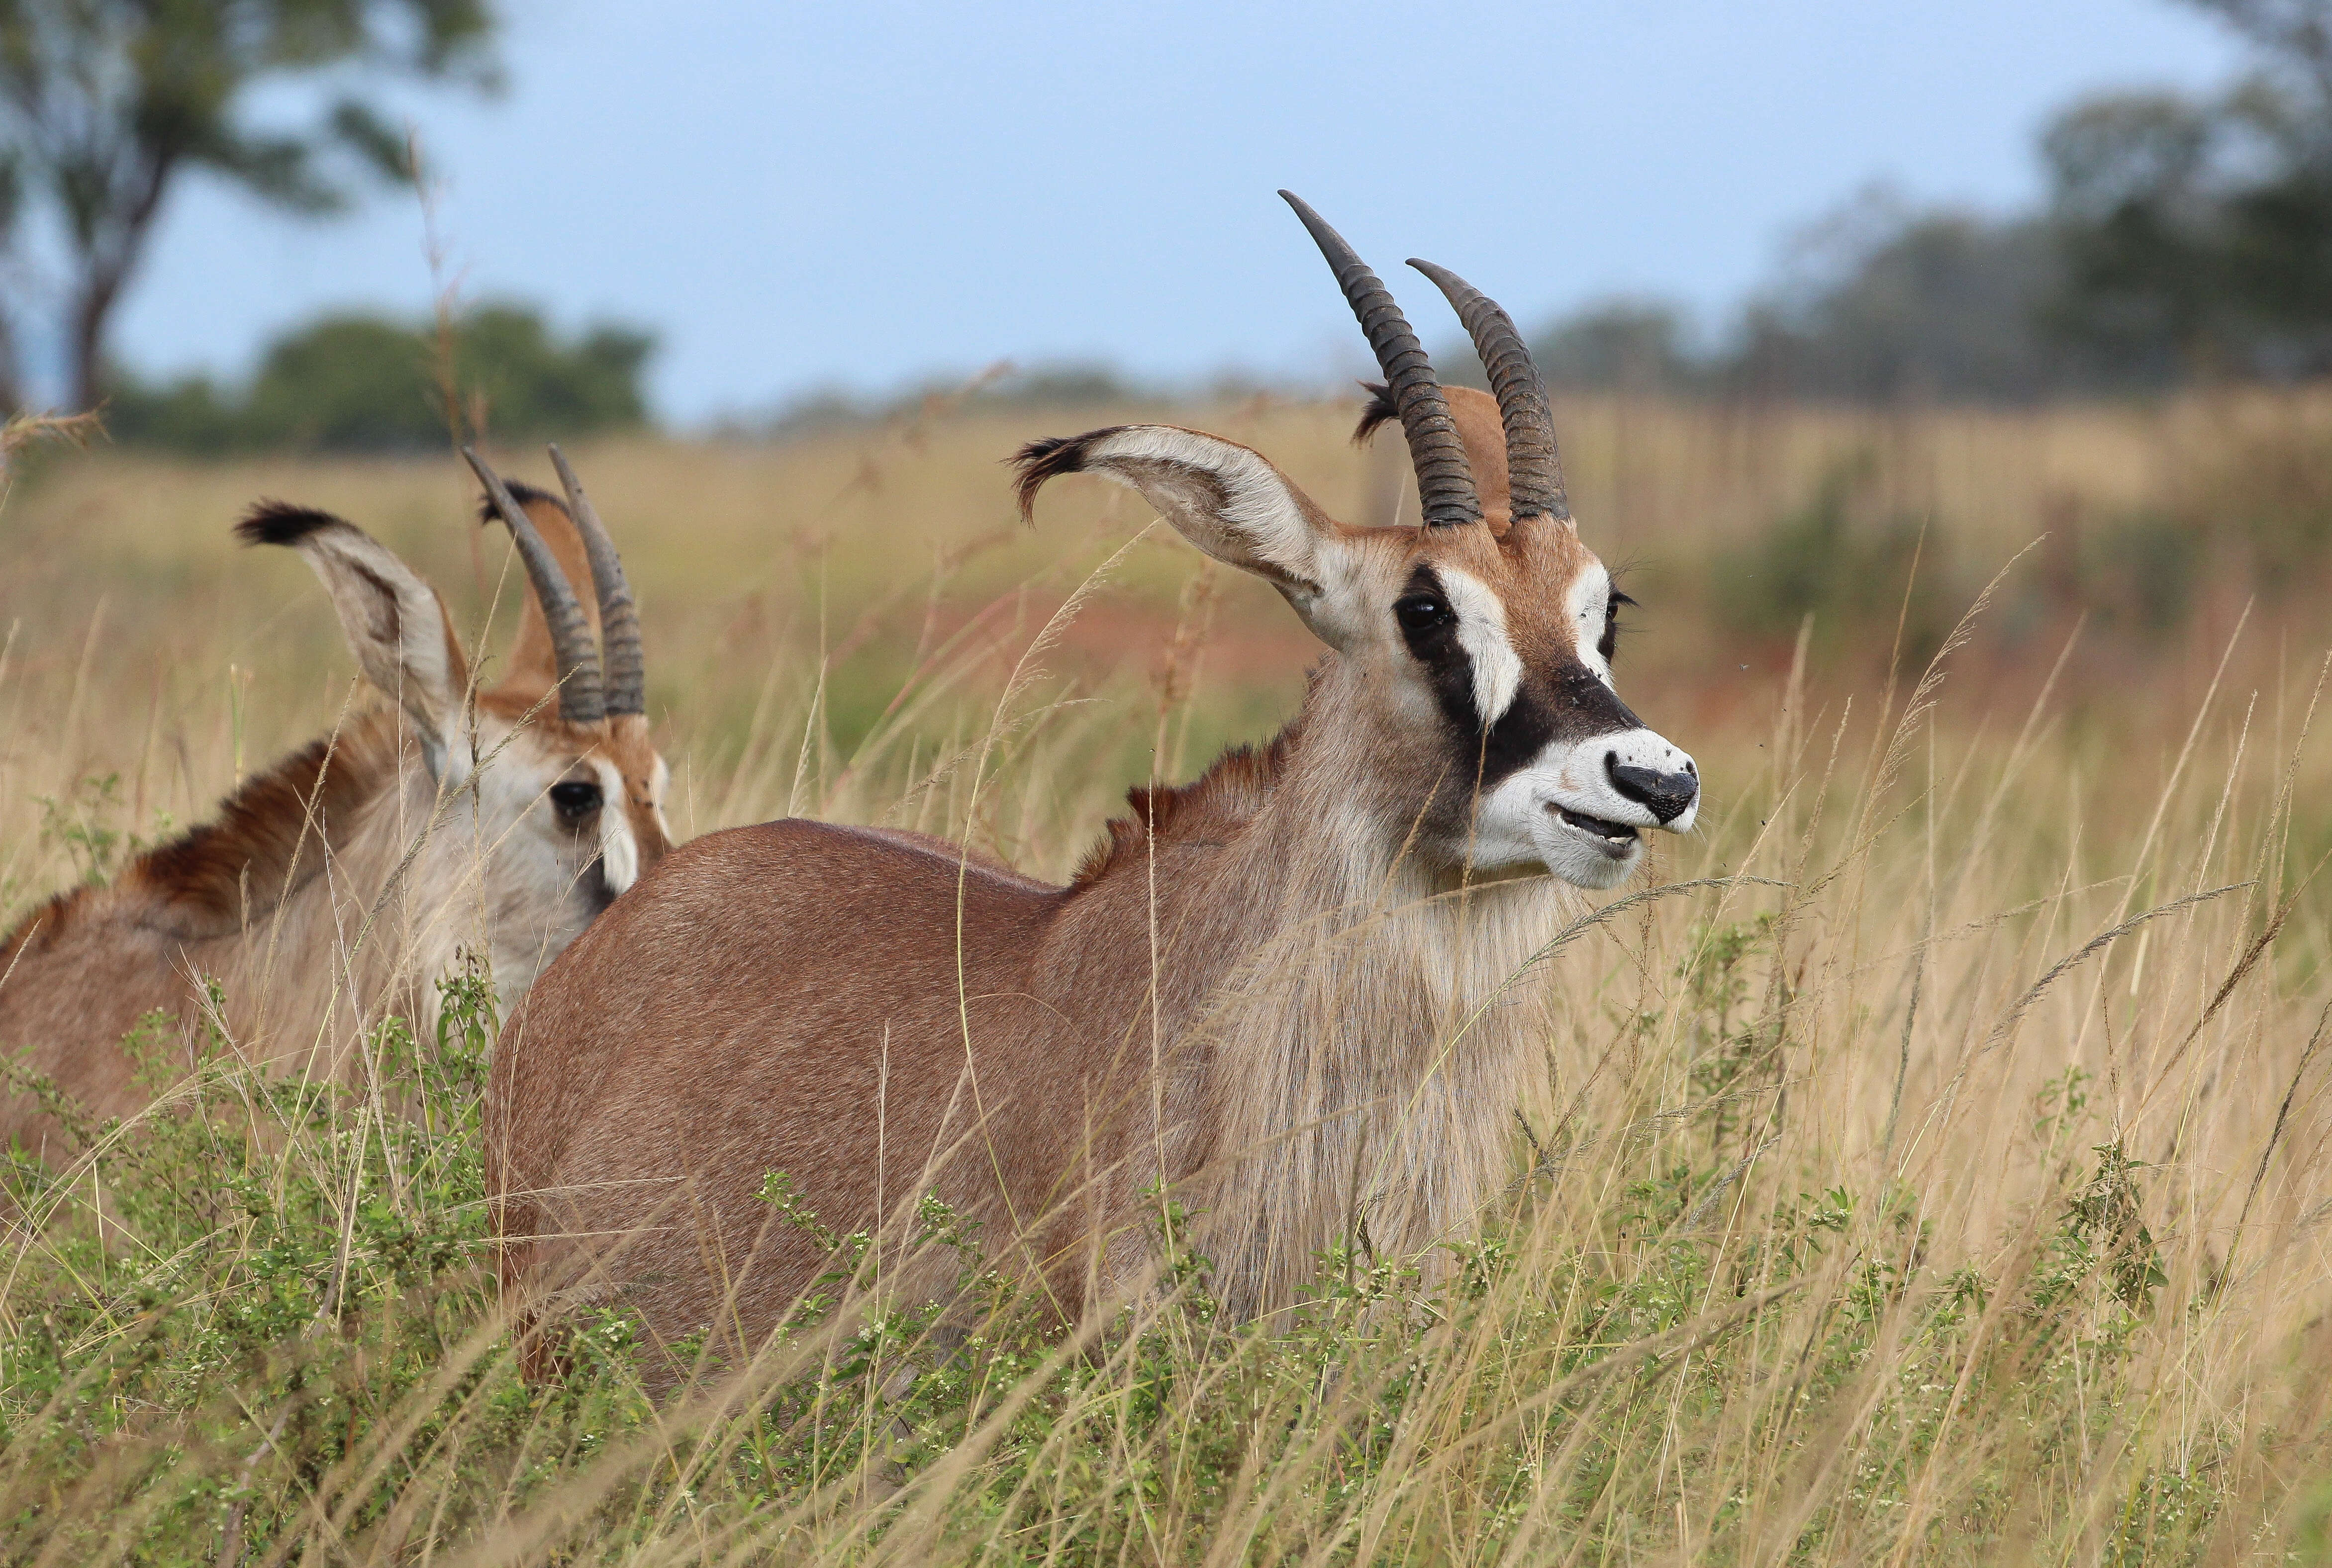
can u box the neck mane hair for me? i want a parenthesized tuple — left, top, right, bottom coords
(1057, 672, 1567, 1319)
(1, 705, 463, 1061)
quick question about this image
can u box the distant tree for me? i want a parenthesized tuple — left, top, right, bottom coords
(2190, 0, 2332, 96)
(454, 305, 654, 438)
(1715, 188, 2068, 402)
(2040, 92, 2229, 376)
(760, 361, 1143, 438)
(100, 365, 240, 449)
(240, 313, 443, 449)
(0, 0, 498, 414)
(1526, 300, 1698, 393)
(106, 301, 656, 453)
(2042, 0, 2332, 379)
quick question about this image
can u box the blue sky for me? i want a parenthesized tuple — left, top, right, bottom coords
(106, 0, 2249, 424)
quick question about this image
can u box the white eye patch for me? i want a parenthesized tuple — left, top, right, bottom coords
(591, 756, 641, 894)
(1436, 567, 1524, 724)
(1566, 561, 1615, 683)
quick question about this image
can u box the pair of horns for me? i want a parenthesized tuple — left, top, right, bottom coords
(1280, 190, 1568, 528)
(465, 446, 645, 726)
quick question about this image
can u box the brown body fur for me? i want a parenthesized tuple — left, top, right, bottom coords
(0, 715, 419, 1156)
(491, 726, 1563, 1355)
(486, 387, 1672, 1368)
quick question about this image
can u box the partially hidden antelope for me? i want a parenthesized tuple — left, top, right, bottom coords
(489, 194, 1701, 1360)
(0, 450, 672, 1159)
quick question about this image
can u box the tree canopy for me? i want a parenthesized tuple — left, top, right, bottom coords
(0, 0, 498, 413)
(106, 302, 655, 453)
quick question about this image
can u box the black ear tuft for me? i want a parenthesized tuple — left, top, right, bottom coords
(1009, 427, 1125, 522)
(236, 499, 348, 547)
(1350, 381, 1398, 447)
(474, 476, 569, 527)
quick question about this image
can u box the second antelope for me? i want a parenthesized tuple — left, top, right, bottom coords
(490, 195, 1701, 1362)
(0, 451, 671, 1158)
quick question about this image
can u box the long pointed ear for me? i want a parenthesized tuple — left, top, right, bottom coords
(1013, 425, 1367, 647)
(480, 480, 603, 701)
(238, 502, 473, 784)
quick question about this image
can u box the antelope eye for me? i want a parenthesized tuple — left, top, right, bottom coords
(1394, 594, 1453, 633)
(548, 780, 603, 824)
(1600, 589, 1636, 662)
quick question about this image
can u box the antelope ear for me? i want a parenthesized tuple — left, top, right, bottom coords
(1013, 425, 1365, 647)
(238, 502, 474, 785)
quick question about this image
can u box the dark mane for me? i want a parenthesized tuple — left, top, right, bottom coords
(131, 711, 404, 937)
(0, 709, 408, 956)
(475, 478, 569, 526)
(1070, 718, 1304, 889)
(0, 887, 89, 966)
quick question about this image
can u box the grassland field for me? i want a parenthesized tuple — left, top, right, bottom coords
(1, 387, 2330, 1564)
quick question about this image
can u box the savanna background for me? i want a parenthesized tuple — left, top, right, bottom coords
(4, 1, 2332, 1563)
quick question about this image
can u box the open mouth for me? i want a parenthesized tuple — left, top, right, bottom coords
(1556, 807, 1642, 852)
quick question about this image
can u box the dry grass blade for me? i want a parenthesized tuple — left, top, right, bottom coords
(0, 393, 2327, 1564)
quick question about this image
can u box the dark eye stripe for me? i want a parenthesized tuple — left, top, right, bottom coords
(1398, 566, 1643, 795)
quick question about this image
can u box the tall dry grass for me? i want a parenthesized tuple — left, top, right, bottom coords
(0, 389, 2329, 1563)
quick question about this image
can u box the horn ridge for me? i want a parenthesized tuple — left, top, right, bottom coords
(1407, 258, 1568, 522)
(1278, 190, 1482, 528)
(547, 445, 645, 718)
(464, 446, 606, 726)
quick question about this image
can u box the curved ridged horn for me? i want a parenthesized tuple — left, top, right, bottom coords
(1278, 190, 1481, 529)
(546, 445, 644, 718)
(1408, 259, 1568, 522)
(464, 446, 606, 726)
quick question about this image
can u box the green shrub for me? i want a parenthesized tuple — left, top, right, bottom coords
(99, 302, 654, 455)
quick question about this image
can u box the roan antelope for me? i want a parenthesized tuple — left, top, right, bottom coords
(489, 194, 1700, 1363)
(0, 450, 672, 1159)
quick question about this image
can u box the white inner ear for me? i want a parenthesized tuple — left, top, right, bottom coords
(1437, 567, 1524, 724)
(1084, 427, 1318, 580)
(297, 527, 464, 743)
(1567, 561, 1615, 684)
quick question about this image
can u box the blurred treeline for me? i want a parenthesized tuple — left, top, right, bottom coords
(1703, 409, 2332, 681)
(102, 304, 654, 454)
(1539, 1, 2332, 402)
(76, 0, 2332, 459)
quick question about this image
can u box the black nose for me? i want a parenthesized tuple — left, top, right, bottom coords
(1605, 752, 1698, 825)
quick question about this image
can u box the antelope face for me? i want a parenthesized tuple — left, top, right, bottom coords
(1357, 513, 1697, 889)
(1014, 191, 1699, 893)
(472, 706, 675, 933)
(457, 452, 675, 970)
(247, 444, 673, 995)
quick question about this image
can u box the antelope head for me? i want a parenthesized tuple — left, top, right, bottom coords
(1018, 192, 1698, 891)
(241, 448, 673, 977)
(463, 448, 674, 926)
